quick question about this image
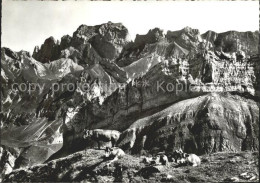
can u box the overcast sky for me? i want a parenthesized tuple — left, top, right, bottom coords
(2, 0, 259, 53)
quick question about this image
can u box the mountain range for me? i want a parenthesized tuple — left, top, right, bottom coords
(0, 21, 259, 181)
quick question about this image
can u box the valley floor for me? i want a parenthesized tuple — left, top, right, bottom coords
(4, 149, 259, 182)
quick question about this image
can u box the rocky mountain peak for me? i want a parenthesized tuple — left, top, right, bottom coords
(32, 36, 60, 63)
(2, 47, 20, 60)
(72, 24, 98, 42)
(72, 21, 129, 44)
(32, 22, 131, 63)
(134, 28, 165, 46)
(166, 27, 202, 52)
(98, 21, 129, 38)
(182, 26, 200, 35)
(60, 35, 72, 50)
(166, 27, 201, 41)
(88, 22, 130, 59)
(45, 36, 58, 45)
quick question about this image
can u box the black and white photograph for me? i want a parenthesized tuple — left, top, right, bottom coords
(0, 0, 259, 182)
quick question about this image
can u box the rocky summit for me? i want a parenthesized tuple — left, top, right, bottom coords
(1, 22, 259, 182)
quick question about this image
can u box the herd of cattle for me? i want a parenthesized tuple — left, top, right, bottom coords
(83, 129, 201, 167)
(141, 148, 201, 167)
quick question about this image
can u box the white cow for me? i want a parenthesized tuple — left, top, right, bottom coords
(105, 147, 125, 166)
(183, 153, 201, 167)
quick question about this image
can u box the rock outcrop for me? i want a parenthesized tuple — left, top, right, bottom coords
(0, 147, 18, 182)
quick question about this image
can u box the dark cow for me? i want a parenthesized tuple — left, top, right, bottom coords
(83, 129, 121, 149)
(160, 154, 169, 165)
(169, 148, 184, 163)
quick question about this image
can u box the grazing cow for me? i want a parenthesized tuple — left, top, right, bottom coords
(160, 154, 169, 165)
(142, 156, 153, 164)
(105, 147, 125, 166)
(175, 151, 201, 166)
(184, 154, 201, 167)
(83, 129, 121, 149)
(142, 154, 168, 166)
(167, 155, 175, 163)
(151, 155, 161, 165)
(171, 148, 184, 163)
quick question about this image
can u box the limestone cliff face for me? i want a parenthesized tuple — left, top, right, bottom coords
(202, 30, 259, 55)
(1, 22, 259, 174)
(189, 51, 256, 95)
(118, 93, 259, 154)
(250, 55, 260, 97)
